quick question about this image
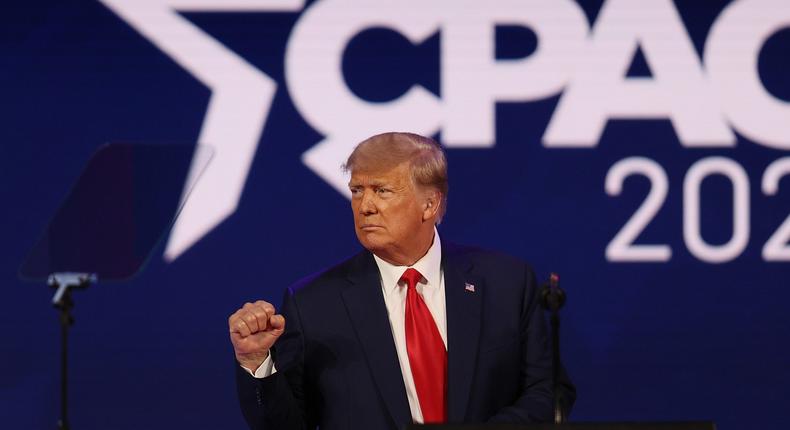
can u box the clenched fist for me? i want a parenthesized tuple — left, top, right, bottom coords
(229, 300, 285, 372)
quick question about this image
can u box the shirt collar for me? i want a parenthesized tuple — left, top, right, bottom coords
(373, 227, 442, 295)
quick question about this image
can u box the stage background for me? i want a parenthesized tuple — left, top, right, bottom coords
(1, 1, 788, 429)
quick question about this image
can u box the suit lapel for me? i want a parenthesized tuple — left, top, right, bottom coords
(443, 244, 483, 422)
(340, 251, 412, 427)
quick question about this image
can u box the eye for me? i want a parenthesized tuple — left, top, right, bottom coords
(349, 186, 362, 197)
(376, 187, 392, 196)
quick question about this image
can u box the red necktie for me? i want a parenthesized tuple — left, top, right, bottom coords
(400, 268, 447, 423)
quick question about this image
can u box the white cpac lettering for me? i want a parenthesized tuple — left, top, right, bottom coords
(286, 0, 443, 196)
(706, 0, 790, 150)
(441, 0, 587, 146)
(544, 0, 735, 147)
(104, 0, 788, 260)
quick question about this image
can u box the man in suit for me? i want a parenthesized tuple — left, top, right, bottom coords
(229, 132, 575, 429)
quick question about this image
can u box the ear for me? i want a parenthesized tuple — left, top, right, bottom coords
(421, 190, 441, 222)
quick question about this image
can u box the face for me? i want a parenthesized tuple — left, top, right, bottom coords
(349, 162, 437, 265)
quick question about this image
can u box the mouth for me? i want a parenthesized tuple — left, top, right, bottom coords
(359, 224, 383, 231)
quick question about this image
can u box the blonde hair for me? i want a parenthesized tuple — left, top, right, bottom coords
(343, 132, 448, 223)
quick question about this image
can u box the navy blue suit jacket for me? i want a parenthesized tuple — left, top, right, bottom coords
(236, 242, 575, 429)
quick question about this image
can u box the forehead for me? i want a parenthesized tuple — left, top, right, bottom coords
(349, 163, 412, 186)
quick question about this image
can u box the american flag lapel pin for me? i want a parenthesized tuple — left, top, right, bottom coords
(464, 282, 475, 293)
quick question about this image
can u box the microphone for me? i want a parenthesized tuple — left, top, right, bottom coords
(540, 272, 566, 313)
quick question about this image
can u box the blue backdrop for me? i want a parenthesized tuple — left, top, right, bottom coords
(2, 1, 789, 429)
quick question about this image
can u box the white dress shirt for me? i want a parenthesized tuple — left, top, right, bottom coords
(248, 229, 447, 424)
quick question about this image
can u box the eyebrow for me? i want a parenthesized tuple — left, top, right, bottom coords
(349, 179, 389, 188)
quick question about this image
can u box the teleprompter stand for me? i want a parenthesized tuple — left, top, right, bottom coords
(50, 273, 95, 430)
(19, 143, 212, 429)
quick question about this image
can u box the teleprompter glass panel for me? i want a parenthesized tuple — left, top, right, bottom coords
(19, 143, 212, 281)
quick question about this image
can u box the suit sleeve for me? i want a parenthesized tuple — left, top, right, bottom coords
(486, 264, 576, 423)
(235, 288, 318, 430)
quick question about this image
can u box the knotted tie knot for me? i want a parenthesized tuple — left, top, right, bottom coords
(400, 267, 423, 290)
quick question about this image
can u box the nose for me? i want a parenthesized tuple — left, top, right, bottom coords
(359, 190, 377, 215)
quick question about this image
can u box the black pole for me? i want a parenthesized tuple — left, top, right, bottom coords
(540, 272, 566, 424)
(550, 308, 563, 424)
(58, 292, 72, 430)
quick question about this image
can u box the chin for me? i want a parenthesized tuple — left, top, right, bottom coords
(357, 232, 389, 253)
